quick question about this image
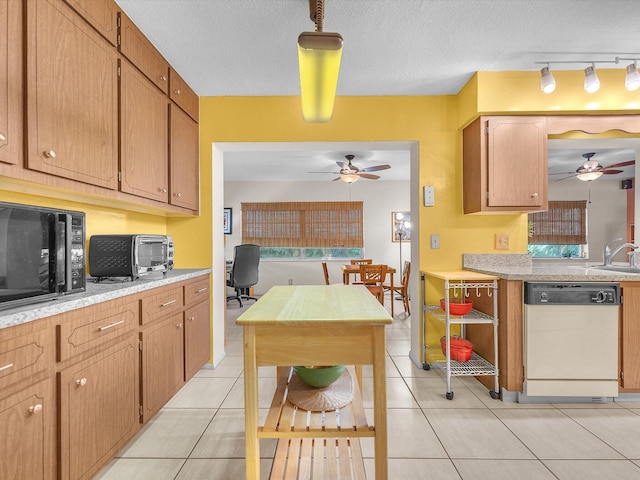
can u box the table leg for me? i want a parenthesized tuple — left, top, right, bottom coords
(243, 326, 260, 480)
(343, 272, 350, 284)
(372, 325, 388, 480)
(390, 272, 395, 318)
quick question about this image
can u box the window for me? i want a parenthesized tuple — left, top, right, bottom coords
(241, 202, 363, 260)
(528, 200, 587, 258)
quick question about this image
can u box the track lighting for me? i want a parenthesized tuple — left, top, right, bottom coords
(535, 56, 640, 94)
(540, 66, 556, 93)
(625, 62, 640, 91)
(583, 65, 600, 93)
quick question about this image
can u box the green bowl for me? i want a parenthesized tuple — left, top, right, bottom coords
(293, 365, 346, 388)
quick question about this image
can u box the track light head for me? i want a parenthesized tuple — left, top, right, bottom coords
(584, 65, 600, 93)
(540, 66, 556, 93)
(625, 62, 640, 91)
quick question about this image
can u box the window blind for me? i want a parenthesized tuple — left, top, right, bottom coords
(528, 200, 587, 245)
(241, 201, 364, 247)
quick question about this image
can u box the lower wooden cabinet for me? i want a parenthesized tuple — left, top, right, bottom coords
(140, 313, 185, 421)
(0, 378, 55, 480)
(621, 282, 640, 390)
(185, 299, 211, 379)
(58, 334, 139, 480)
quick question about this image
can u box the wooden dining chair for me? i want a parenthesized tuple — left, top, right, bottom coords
(321, 262, 330, 285)
(359, 264, 387, 304)
(384, 261, 411, 315)
(350, 259, 372, 265)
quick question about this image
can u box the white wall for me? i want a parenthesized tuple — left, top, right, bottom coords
(547, 176, 628, 262)
(224, 180, 410, 294)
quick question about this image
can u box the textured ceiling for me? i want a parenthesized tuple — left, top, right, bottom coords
(113, 0, 640, 181)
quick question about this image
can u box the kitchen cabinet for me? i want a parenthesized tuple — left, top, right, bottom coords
(25, 0, 119, 190)
(183, 277, 211, 379)
(170, 104, 200, 212)
(463, 116, 548, 214)
(0, 0, 22, 166)
(120, 59, 169, 202)
(620, 282, 640, 390)
(170, 68, 199, 122)
(58, 334, 139, 480)
(140, 313, 185, 421)
(63, 0, 119, 46)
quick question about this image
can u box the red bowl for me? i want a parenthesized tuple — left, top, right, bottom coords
(440, 336, 473, 362)
(440, 298, 473, 316)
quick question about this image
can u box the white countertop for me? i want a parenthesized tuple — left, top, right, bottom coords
(465, 264, 640, 282)
(0, 269, 211, 329)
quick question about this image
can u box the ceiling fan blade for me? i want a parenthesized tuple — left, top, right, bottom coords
(336, 161, 348, 170)
(332, 177, 342, 181)
(361, 164, 391, 172)
(308, 171, 340, 174)
(601, 169, 623, 175)
(358, 173, 380, 180)
(555, 174, 578, 181)
(602, 160, 635, 169)
(549, 171, 579, 176)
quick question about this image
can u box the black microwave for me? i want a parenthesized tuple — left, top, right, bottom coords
(0, 201, 86, 310)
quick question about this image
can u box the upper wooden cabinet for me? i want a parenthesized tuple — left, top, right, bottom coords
(0, 0, 22, 166)
(170, 68, 199, 122)
(25, 0, 119, 190)
(120, 60, 169, 202)
(170, 104, 200, 212)
(63, 0, 119, 46)
(463, 116, 548, 214)
(118, 12, 170, 94)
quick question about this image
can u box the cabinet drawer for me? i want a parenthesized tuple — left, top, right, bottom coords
(184, 277, 210, 307)
(118, 12, 169, 93)
(169, 68, 198, 122)
(57, 298, 139, 362)
(141, 285, 183, 324)
(0, 324, 53, 392)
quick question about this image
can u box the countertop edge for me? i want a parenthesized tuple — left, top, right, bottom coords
(0, 268, 212, 329)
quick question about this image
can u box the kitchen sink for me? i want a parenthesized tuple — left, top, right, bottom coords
(589, 265, 640, 274)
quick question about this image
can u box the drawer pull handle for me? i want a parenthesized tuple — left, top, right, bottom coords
(29, 404, 43, 414)
(161, 299, 176, 307)
(44, 149, 57, 159)
(76, 377, 87, 387)
(0, 363, 14, 372)
(0, 132, 6, 142)
(196, 288, 207, 293)
(98, 320, 125, 331)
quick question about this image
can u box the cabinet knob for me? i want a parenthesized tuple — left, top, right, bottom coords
(175, 192, 182, 198)
(159, 187, 167, 193)
(44, 149, 57, 159)
(29, 404, 43, 414)
(76, 377, 87, 387)
(188, 316, 195, 321)
(160, 75, 167, 82)
(0, 132, 6, 142)
(176, 323, 182, 328)
(174, 89, 181, 95)
(531, 192, 538, 197)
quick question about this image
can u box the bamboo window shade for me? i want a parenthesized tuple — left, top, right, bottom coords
(528, 200, 587, 245)
(241, 202, 363, 247)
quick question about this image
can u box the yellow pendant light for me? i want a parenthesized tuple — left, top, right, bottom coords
(298, 0, 343, 123)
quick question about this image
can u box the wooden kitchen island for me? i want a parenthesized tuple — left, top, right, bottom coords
(236, 285, 392, 480)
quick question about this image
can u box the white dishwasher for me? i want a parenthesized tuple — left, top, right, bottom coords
(523, 282, 620, 399)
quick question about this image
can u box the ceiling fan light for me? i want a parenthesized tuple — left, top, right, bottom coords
(576, 171, 603, 181)
(625, 63, 640, 91)
(584, 65, 600, 93)
(540, 66, 556, 93)
(341, 173, 359, 183)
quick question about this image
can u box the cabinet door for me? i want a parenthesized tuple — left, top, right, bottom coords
(0, 0, 22, 166)
(486, 117, 547, 208)
(63, 0, 118, 45)
(141, 313, 184, 421)
(120, 60, 169, 202)
(0, 378, 55, 480)
(59, 335, 139, 480)
(25, 0, 118, 189)
(621, 283, 640, 389)
(169, 68, 198, 122)
(169, 104, 199, 211)
(184, 299, 210, 380)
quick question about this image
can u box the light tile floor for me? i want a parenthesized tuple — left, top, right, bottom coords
(95, 296, 640, 480)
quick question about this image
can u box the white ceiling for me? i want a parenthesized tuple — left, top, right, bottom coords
(114, 0, 640, 182)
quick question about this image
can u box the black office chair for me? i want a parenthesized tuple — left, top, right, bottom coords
(226, 244, 260, 307)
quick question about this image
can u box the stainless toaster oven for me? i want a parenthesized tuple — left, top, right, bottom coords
(89, 234, 174, 281)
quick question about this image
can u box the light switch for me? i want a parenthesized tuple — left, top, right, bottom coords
(423, 185, 435, 206)
(431, 234, 440, 249)
(495, 233, 509, 250)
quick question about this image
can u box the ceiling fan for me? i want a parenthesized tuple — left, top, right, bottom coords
(551, 152, 635, 181)
(309, 154, 391, 183)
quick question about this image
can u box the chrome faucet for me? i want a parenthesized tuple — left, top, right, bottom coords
(603, 238, 639, 265)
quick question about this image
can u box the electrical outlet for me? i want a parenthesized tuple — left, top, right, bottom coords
(495, 233, 510, 250)
(430, 234, 440, 249)
(288, 279, 293, 285)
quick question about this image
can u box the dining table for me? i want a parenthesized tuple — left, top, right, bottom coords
(341, 263, 397, 316)
(236, 284, 392, 479)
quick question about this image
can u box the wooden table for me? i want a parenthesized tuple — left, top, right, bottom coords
(236, 285, 392, 480)
(341, 264, 397, 317)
